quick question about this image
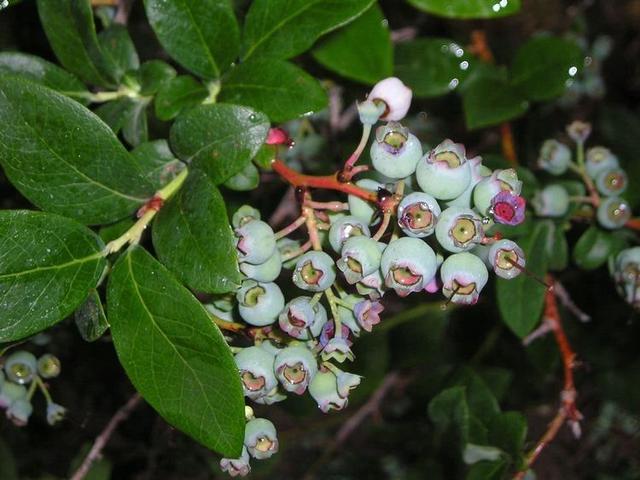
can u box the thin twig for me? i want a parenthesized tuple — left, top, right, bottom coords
(553, 280, 591, 322)
(70, 393, 143, 480)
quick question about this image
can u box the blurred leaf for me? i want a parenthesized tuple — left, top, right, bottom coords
(428, 386, 469, 450)
(449, 368, 500, 422)
(497, 220, 550, 337)
(75, 290, 109, 342)
(0, 438, 18, 480)
(98, 24, 139, 83)
(144, 0, 239, 79)
(511, 36, 583, 102)
(488, 411, 527, 459)
(0, 52, 89, 103)
(153, 170, 242, 293)
(463, 444, 503, 464)
(312, 3, 392, 85)
(462, 65, 528, 129)
(95, 97, 138, 133)
(0, 76, 152, 224)
(130, 140, 185, 190)
(137, 60, 176, 96)
(219, 59, 327, 122)
(477, 367, 512, 402)
(154, 75, 208, 121)
(223, 162, 260, 191)
(122, 99, 150, 147)
(395, 38, 474, 98)
(37, 0, 117, 87)
(242, 0, 374, 61)
(407, 0, 521, 19)
(0, 211, 106, 342)
(544, 220, 569, 271)
(170, 103, 269, 184)
(465, 459, 508, 480)
(573, 226, 627, 270)
(107, 246, 245, 457)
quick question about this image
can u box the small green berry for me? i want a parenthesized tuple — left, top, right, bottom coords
(37, 354, 61, 379)
(415, 139, 471, 200)
(440, 252, 489, 305)
(4, 350, 37, 385)
(235, 347, 277, 402)
(532, 185, 570, 217)
(347, 179, 382, 225)
(435, 207, 484, 253)
(244, 418, 278, 460)
(370, 122, 422, 179)
(236, 280, 285, 327)
(597, 197, 631, 229)
(292, 251, 336, 292)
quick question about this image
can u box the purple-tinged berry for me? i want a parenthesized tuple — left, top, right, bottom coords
(235, 220, 276, 265)
(293, 251, 336, 292)
(337, 236, 382, 284)
(397, 192, 440, 237)
(370, 122, 422, 179)
(597, 196, 631, 229)
(237, 281, 284, 326)
(220, 446, 251, 477)
(566, 120, 592, 144)
(4, 351, 37, 385)
(235, 347, 277, 401)
(416, 139, 471, 200)
(532, 185, 570, 217)
(309, 371, 348, 412)
(368, 77, 412, 122)
(488, 239, 525, 279)
(244, 418, 278, 460)
(440, 252, 489, 305)
(6, 398, 32, 427)
(473, 169, 522, 216)
(538, 140, 571, 175)
(274, 346, 318, 395)
(321, 336, 354, 363)
(490, 191, 526, 226)
(354, 299, 384, 332)
(381, 237, 437, 296)
(435, 207, 484, 253)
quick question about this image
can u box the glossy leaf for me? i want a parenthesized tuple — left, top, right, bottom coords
(107, 246, 245, 456)
(0, 76, 152, 225)
(573, 226, 626, 270)
(36, 0, 117, 87)
(95, 97, 138, 133)
(144, 0, 240, 79)
(223, 162, 260, 191)
(242, 0, 374, 61)
(0, 52, 89, 103)
(511, 36, 583, 101)
(487, 411, 527, 459)
(428, 386, 470, 450)
(219, 59, 327, 122)
(395, 38, 474, 98)
(131, 140, 185, 191)
(153, 170, 242, 293)
(74, 289, 110, 342)
(137, 60, 177, 96)
(496, 221, 550, 338)
(155, 75, 208, 121)
(170, 103, 269, 184)
(98, 25, 140, 83)
(462, 65, 528, 129)
(312, 4, 392, 85)
(122, 99, 150, 147)
(0, 210, 106, 342)
(407, 0, 521, 19)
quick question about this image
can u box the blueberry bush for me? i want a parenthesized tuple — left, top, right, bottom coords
(0, 1, 639, 479)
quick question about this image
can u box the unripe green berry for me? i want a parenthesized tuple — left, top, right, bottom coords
(473, 169, 522, 216)
(538, 140, 571, 175)
(397, 192, 441, 237)
(595, 167, 627, 196)
(585, 146, 619, 179)
(292, 251, 336, 292)
(235, 220, 276, 265)
(488, 239, 525, 279)
(308, 370, 347, 413)
(4, 350, 37, 385)
(415, 139, 471, 200)
(370, 122, 422, 179)
(236, 281, 284, 327)
(6, 398, 32, 426)
(274, 346, 318, 394)
(347, 179, 382, 225)
(440, 252, 489, 305)
(235, 346, 277, 401)
(232, 205, 261, 228)
(337, 236, 382, 284)
(328, 215, 371, 253)
(381, 237, 437, 296)
(597, 197, 631, 229)
(0, 381, 27, 409)
(435, 207, 484, 253)
(244, 418, 278, 460)
(37, 354, 61, 379)
(240, 249, 282, 282)
(532, 185, 570, 217)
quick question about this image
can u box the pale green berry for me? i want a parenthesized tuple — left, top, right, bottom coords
(415, 139, 471, 200)
(220, 446, 251, 477)
(488, 239, 525, 279)
(370, 122, 422, 179)
(236, 280, 285, 326)
(348, 179, 382, 225)
(473, 168, 522, 216)
(538, 140, 571, 175)
(235, 347, 277, 401)
(244, 418, 278, 460)
(278, 297, 327, 339)
(6, 398, 32, 426)
(397, 192, 441, 237)
(37, 354, 61, 379)
(235, 220, 276, 265)
(308, 370, 347, 413)
(274, 346, 318, 394)
(435, 207, 484, 253)
(46, 402, 66, 425)
(445, 156, 486, 209)
(381, 237, 437, 296)
(4, 351, 37, 385)
(328, 215, 370, 253)
(597, 197, 631, 229)
(440, 252, 489, 305)
(585, 146, 619, 179)
(0, 381, 27, 409)
(292, 251, 336, 292)
(232, 205, 261, 228)
(595, 167, 627, 196)
(532, 185, 570, 217)
(240, 249, 282, 282)
(337, 236, 382, 284)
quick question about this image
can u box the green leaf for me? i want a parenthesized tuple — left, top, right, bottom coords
(407, 0, 521, 18)
(107, 246, 245, 457)
(0, 210, 106, 342)
(0, 52, 89, 102)
(395, 38, 475, 98)
(242, 0, 374, 61)
(511, 36, 583, 101)
(154, 75, 208, 121)
(0, 76, 152, 225)
(496, 221, 550, 337)
(131, 140, 185, 191)
(428, 386, 470, 450)
(223, 162, 260, 191)
(170, 103, 269, 184)
(137, 60, 177, 96)
(488, 411, 527, 459)
(95, 97, 138, 133)
(311, 3, 392, 85)
(122, 99, 150, 147)
(449, 368, 500, 422)
(219, 59, 327, 122)
(153, 170, 242, 293)
(144, 0, 240, 79)
(0, 438, 18, 480)
(573, 226, 626, 270)
(74, 290, 110, 342)
(465, 459, 508, 480)
(98, 24, 140, 83)
(544, 221, 569, 271)
(98, 218, 135, 244)
(37, 0, 117, 87)
(462, 65, 528, 129)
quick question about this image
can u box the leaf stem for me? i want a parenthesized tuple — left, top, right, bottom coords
(104, 168, 189, 254)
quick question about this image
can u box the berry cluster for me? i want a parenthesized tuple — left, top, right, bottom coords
(216, 77, 527, 475)
(536, 121, 631, 229)
(0, 350, 64, 426)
